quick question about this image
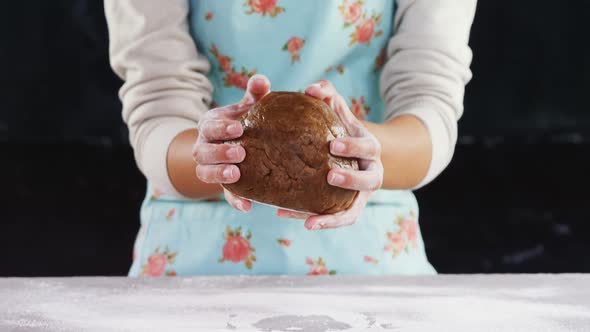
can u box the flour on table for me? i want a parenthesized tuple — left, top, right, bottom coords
(0, 275, 589, 331)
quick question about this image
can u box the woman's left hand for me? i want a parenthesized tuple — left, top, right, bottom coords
(277, 80, 384, 230)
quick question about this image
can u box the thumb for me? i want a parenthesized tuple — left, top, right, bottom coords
(241, 74, 271, 105)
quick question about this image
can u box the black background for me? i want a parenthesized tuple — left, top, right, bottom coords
(1, 1, 589, 276)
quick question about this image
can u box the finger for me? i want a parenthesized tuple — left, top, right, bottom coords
(304, 191, 370, 230)
(332, 95, 366, 137)
(224, 188, 252, 212)
(198, 119, 243, 142)
(193, 143, 245, 165)
(304, 80, 338, 108)
(209, 102, 251, 119)
(305, 82, 365, 137)
(330, 137, 381, 160)
(276, 209, 312, 220)
(304, 212, 354, 230)
(241, 74, 271, 104)
(327, 165, 383, 191)
(196, 164, 240, 184)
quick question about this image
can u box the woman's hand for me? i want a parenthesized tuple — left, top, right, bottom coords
(192, 74, 271, 212)
(277, 80, 384, 230)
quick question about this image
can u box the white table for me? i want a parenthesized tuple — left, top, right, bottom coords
(1, 274, 589, 331)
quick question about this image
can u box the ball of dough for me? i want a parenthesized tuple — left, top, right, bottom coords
(223, 92, 359, 214)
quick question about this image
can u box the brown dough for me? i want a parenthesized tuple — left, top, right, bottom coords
(223, 91, 359, 214)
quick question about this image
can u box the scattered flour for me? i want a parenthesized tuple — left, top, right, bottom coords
(0, 275, 589, 331)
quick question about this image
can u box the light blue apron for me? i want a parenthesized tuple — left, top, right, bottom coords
(129, 0, 435, 277)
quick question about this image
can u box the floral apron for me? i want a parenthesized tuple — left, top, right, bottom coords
(129, 0, 436, 277)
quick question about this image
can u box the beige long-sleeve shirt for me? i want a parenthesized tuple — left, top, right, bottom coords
(104, 0, 476, 197)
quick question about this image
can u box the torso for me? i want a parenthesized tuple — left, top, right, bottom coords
(129, 0, 436, 277)
(190, 0, 393, 123)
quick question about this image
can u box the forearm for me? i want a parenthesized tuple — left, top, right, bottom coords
(363, 115, 431, 190)
(105, 0, 216, 198)
(375, 0, 476, 189)
(167, 129, 223, 199)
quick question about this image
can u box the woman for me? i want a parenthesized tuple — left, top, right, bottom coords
(104, 0, 476, 276)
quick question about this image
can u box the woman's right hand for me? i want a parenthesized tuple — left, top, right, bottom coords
(192, 74, 271, 212)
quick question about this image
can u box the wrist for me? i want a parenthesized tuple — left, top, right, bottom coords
(167, 129, 224, 199)
(362, 115, 431, 189)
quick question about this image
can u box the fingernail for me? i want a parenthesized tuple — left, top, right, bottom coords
(223, 167, 234, 179)
(311, 224, 322, 230)
(332, 141, 346, 153)
(226, 123, 241, 135)
(253, 76, 266, 84)
(329, 173, 345, 185)
(235, 200, 244, 211)
(309, 83, 322, 90)
(226, 147, 239, 159)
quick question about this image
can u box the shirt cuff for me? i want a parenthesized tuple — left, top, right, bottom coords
(391, 106, 456, 189)
(137, 118, 197, 198)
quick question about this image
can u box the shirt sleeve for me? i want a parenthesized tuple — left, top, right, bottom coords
(380, 0, 477, 188)
(104, 0, 213, 197)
